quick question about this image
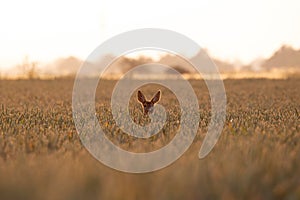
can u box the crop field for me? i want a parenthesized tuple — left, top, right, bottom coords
(0, 78, 299, 200)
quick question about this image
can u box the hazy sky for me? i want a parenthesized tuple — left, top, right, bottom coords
(0, 0, 299, 69)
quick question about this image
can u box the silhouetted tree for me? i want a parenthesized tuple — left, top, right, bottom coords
(19, 56, 39, 79)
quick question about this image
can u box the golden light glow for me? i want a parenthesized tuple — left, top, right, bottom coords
(0, 0, 300, 70)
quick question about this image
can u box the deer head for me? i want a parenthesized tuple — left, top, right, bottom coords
(137, 90, 161, 115)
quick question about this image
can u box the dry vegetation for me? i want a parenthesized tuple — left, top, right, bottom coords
(0, 78, 299, 200)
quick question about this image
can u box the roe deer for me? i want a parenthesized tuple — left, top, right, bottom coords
(137, 90, 161, 115)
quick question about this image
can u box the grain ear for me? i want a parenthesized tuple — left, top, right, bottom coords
(137, 90, 146, 103)
(151, 90, 161, 104)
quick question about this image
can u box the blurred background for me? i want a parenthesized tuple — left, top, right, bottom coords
(1, 1, 300, 199)
(0, 0, 299, 79)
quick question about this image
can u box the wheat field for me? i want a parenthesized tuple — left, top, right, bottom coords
(0, 78, 299, 200)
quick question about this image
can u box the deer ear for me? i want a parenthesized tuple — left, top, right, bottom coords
(151, 90, 161, 104)
(137, 90, 146, 103)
